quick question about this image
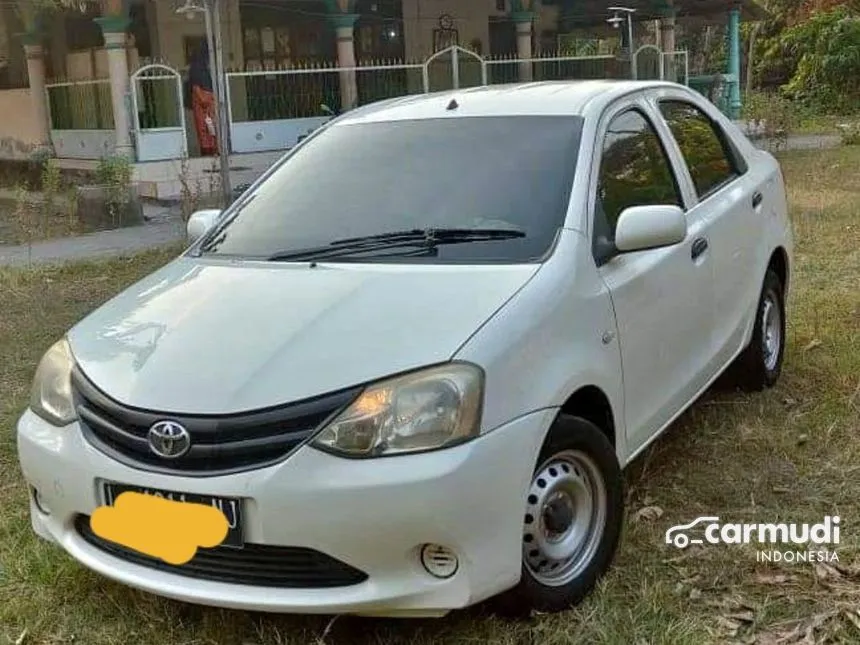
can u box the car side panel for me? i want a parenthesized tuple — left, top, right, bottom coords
(453, 229, 628, 463)
(590, 95, 718, 457)
(644, 87, 788, 372)
(712, 125, 793, 353)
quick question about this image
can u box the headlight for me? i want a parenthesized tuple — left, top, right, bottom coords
(29, 338, 77, 426)
(311, 363, 484, 458)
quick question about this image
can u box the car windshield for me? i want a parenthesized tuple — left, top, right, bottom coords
(199, 115, 584, 263)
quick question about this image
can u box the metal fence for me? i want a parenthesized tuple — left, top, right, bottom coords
(131, 64, 188, 162)
(661, 50, 690, 85)
(132, 66, 183, 130)
(43, 47, 696, 160)
(484, 53, 626, 85)
(226, 49, 630, 125)
(226, 61, 427, 122)
(45, 79, 114, 130)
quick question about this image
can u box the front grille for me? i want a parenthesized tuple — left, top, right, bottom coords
(75, 515, 368, 588)
(72, 368, 361, 476)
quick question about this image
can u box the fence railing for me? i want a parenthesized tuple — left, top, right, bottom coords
(45, 79, 114, 130)
(662, 50, 690, 86)
(226, 60, 427, 123)
(226, 50, 631, 124)
(485, 54, 626, 85)
(132, 67, 183, 130)
(44, 48, 699, 159)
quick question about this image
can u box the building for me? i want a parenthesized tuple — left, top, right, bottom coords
(0, 0, 764, 198)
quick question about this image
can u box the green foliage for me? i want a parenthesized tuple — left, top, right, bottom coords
(840, 121, 860, 144)
(680, 23, 727, 76)
(780, 7, 860, 111)
(95, 154, 133, 219)
(755, 4, 860, 114)
(742, 90, 797, 145)
(41, 157, 62, 212)
(95, 154, 132, 188)
(15, 0, 85, 32)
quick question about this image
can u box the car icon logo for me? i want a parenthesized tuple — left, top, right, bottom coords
(147, 421, 192, 459)
(665, 516, 720, 549)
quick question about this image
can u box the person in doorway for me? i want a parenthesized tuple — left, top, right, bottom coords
(188, 41, 218, 156)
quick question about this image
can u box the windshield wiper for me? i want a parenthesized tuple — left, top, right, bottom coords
(266, 227, 526, 262)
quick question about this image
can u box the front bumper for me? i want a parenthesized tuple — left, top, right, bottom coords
(17, 407, 555, 617)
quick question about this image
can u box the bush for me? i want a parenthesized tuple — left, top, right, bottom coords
(779, 7, 860, 113)
(839, 122, 860, 145)
(742, 90, 796, 147)
(95, 154, 133, 218)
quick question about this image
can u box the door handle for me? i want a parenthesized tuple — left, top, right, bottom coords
(752, 191, 763, 208)
(691, 237, 709, 261)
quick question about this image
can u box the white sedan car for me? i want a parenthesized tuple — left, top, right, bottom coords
(18, 80, 791, 618)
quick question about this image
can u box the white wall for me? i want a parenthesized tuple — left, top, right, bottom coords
(0, 89, 43, 159)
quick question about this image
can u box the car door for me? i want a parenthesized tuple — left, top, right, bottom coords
(590, 96, 715, 456)
(651, 92, 762, 372)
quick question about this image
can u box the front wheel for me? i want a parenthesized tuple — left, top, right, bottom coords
(496, 415, 624, 615)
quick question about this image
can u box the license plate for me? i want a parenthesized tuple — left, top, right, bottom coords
(103, 482, 244, 549)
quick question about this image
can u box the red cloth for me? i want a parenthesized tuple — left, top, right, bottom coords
(192, 85, 218, 156)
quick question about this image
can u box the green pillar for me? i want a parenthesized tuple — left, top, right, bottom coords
(727, 5, 741, 119)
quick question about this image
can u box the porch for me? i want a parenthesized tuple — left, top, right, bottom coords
(0, 0, 765, 200)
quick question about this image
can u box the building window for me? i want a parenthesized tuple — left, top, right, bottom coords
(354, 0, 405, 62)
(496, 0, 506, 12)
(64, 5, 102, 51)
(240, 1, 333, 68)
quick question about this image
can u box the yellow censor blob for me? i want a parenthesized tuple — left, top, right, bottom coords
(90, 492, 229, 565)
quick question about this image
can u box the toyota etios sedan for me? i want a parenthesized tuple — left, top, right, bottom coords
(18, 80, 791, 618)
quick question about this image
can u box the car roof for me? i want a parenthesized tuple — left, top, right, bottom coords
(336, 80, 684, 125)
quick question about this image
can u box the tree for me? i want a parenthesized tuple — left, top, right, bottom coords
(750, 0, 860, 112)
(15, 0, 85, 32)
(780, 6, 860, 110)
(14, 0, 121, 33)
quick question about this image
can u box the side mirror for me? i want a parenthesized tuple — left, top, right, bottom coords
(186, 209, 222, 244)
(614, 205, 687, 254)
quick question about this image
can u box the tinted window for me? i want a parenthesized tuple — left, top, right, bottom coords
(659, 100, 740, 198)
(201, 116, 584, 263)
(594, 109, 681, 249)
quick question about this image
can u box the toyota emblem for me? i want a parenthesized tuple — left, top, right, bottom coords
(147, 420, 192, 459)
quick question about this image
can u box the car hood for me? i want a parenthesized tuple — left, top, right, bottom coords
(67, 257, 538, 414)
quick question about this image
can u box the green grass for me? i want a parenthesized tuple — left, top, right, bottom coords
(1, 148, 859, 644)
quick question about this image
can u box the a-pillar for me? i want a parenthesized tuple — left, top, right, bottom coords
(727, 4, 742, 119)
(512, 11, 535, 82)
(94, 15, 134, 158)
(330, 12, 360, 112)
(659, 3, 677, 81)
(21, 33, 52, 153)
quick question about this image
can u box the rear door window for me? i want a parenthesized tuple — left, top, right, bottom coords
(658, 100, 745, 199)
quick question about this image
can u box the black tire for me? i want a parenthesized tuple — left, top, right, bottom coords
(495, 414, 624, 616)
(733, 269, 786, 391)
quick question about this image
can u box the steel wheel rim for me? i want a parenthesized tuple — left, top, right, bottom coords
(522, 450, 607, 587)
(761, 292, 782, 372)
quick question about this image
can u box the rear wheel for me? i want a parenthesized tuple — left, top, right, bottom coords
(496, 415, 624, 615)
(733, 269, 786, 391)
